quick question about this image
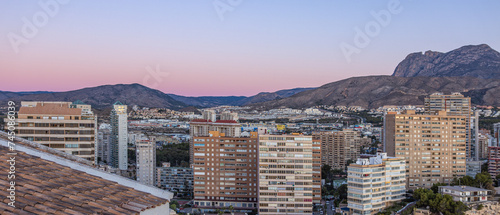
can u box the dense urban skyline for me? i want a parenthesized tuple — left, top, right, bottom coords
(1, 1, 499, 96)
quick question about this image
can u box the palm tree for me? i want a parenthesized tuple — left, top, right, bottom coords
(229, 205, 234, 215)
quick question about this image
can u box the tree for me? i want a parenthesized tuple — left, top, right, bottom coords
(477, 204, 484, 210)
(170, 200, 179, 210)
(332, 168, 344, 175)
(431, 183, 447, 194)
(475, 172, 493, 189)
(414, 188, 468, 215)
(481, 162, 489, 173)
(215, 209, 222, 215)
(228, 205, 234, 215)
(335, 184, 348, 201)
(322, 164, 333, 180)
(413, 188, 435, 207)
(451, 175, 476, 187)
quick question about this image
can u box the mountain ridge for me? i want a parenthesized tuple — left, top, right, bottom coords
(392, 44, 500, 79)
(0, 85, 314, 110)
(251, 76, 500, 109)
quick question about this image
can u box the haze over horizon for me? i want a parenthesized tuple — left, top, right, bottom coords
(1, 1, 499, 96)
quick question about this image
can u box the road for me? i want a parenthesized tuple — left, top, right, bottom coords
(325, 199, 335, 215)
(314, 199, 336, 215)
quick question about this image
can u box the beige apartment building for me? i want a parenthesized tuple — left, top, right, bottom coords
(16, 101, 97, 161)
(384, 110, 467, 189)
(424, 93, 472, 158)
(347, 153, 406, 215)
(258, 134, 316, 215)
(191, 115, 258, 214)
(313, 129, 370, 170)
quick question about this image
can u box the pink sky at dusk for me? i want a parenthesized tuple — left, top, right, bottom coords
(1, 1, 499, 96)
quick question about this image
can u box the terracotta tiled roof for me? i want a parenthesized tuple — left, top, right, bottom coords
(19, 103, 82, 115)
(0, 135, 171, 214)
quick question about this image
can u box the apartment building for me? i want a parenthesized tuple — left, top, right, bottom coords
(313, 129, 369, 170)
(347, 153, 406, 215)
(466, 159, 483, 178)
(439, 186, 491, 203)
(110, 101, 128, 170)
(156, 162, 193, 195)
(191, 115, 258, 214)
(384, 110, 467, 189)
(312, 135, 322, 205)
(136, 136, 156, 186)
(258, 134, 316, 215)
(494, 123, 500, 146)
(424, 93, 472, 158)
(189, 115, 241, 164)
(488, 146, 500, 178)
(477, 130, 491, 159)
(16, 101, 96, 161)
(97, 123, 111, 164)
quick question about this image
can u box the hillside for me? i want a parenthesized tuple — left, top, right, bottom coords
(0, 84, 186, 110)
(168, 88, 314, 108)
(252, 76, 500, 109)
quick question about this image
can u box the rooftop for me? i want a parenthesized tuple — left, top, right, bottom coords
(440, 186, 490, 192)
(0, 131, 172, 214)
(18, 102, 83, 115)
(190, 119, 238, 124)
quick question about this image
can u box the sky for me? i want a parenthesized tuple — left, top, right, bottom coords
(1, 0, 499, 96)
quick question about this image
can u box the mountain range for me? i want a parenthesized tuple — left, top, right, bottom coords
(0, 85, 313, 110)
(2, 44, 499, 110)
(251, 76, 500, 109)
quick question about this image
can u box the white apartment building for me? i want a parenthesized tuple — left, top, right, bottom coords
(110, 101, 128, 170)
(347, 153, 406, 215)
(258, 134, 316, 215)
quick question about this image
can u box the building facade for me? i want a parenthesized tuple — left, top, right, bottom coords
(488, 146, 500, 178)
(466, 159, 483, 178)
(191, 116, 258, 214)
(110, 102, 128, 170)
(156, 162, 193, 196)
(136, 136, 156, 186)
(97, 123, 111, 164)
(258, 134, 316, 215)
(384, 110, 467, 189)
(347, 153, 406, 215)
(494, 123, 500, 146)
(477, 130, 491, 160)
(313, 130, 369, 170)
(16, 101, 97, 161)
(424, 93, 472, 158)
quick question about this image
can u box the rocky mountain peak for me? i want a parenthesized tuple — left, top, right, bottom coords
(392, 44, 500, 79)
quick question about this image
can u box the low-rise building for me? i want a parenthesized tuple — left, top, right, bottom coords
(439, 186, 491, 203)
(347, 153, 406, 215)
